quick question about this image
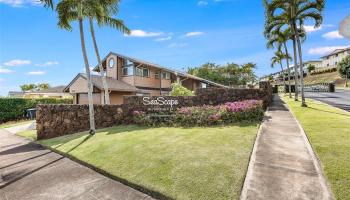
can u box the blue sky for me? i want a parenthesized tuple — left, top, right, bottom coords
(0, 0, 349, 96)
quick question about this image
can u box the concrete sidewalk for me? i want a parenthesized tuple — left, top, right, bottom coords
(0, 129, 154, 200)
(241, 95, 333, 200)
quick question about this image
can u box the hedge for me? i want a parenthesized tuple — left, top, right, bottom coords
(0, 98, 73, 123)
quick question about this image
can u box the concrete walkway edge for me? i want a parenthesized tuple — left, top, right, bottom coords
(285, 99, 334, 199)
(240, 95, 334, 200)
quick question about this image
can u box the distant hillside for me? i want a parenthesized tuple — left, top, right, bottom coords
(304, 71, 347, 87)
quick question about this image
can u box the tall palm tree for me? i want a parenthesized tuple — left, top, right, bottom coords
(266, 29, 292, 98)
(271, 50, 290, 92)
(264, 0, 324, 107)
(88, 2, 130, 104)
(56, 0, 102, 134)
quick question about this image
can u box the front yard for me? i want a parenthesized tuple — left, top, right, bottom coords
(39, 124, 259, 200)
(282, 97, 350, 200)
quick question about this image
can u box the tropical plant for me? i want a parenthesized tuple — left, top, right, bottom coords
(20, 84, 37, 92)
(56, 0, 102, 134)
(170, 83, 194, 96)
(337, 55, 350, 87)
(266, 28, 294, 98)
(307, 64, 316, 73)
(271, 50, 288, 92)
(264, 0, 325, 107)
(37, 83, 51, 90)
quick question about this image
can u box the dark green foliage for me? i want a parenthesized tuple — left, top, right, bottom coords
(187, 62, 257, 86)
(0, 98, 72, 123)
(337, 55, 350, 78)
(307, 64, 316, 73)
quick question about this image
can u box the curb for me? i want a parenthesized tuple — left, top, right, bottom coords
(282, 97, 335, 200)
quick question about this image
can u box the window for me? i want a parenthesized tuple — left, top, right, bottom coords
(335, 62, 338, 65)
(335, 54, 338, 57)
(135, 66, 150, 77)
(122, 66, 134, 76)
(161, 72, 170, 80)
(155, 71, 160, 79)
(201, 83, 207, 88)
(136, 93, 150, 96)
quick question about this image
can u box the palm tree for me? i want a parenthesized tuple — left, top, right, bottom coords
(264, 0, 325, 107)
(56, 0, 101, 134)
(266, 29, 292, 98)
(271, 50, 289, 92)
(88, 2, 130, 104)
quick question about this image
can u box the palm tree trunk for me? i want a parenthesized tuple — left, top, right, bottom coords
(279, 62, 286, 93)
(292, 37, 299, 101)
(283, 42, 292, 98)
(89, 18, 110, 104)
(294, 23, 307, 107)
(79, 18, 96, 134)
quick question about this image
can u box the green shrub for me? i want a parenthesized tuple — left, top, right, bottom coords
(0, 98, 72, 123)
(169, 83, 194, 96)
(133, 100, 264, 127)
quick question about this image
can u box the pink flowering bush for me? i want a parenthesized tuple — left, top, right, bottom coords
(133, 100, 264, 127)
(175, 100, 263, 126)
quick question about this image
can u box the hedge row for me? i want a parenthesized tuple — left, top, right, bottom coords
(0, 98, 73, 123)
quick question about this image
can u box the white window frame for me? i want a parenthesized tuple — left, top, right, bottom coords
(135, 66, 150, 77)
(161, 72, 170, 80)
(122, 66, 134, 76)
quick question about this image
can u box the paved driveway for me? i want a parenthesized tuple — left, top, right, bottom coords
(0, 129, 154, 200)
(305, 89, 350, 111)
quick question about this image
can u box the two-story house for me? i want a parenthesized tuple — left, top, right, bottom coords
(64, 52, 227, 105)
(321, 47, 350, 68)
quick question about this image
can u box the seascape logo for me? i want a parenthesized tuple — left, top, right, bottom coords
(143, 97, 179, 107)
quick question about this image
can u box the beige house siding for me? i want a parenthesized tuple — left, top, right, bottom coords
(78, 93, 101, 104)
(322, 50, 350, 68)
(69, 76, 89, 93)
(106, 54, 118, 79)
(110, 91, 134, 105)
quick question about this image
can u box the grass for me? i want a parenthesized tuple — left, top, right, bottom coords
(282, 96, 350, 200)
(39, 124, 259, 200)
(16, 130, 37, 141)
(303, 71, 346, 87)
(0, 119, 34, 129)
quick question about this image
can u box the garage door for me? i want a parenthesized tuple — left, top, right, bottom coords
(78, 93, 101, 104)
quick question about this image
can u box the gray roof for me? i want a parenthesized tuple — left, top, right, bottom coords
(94, 52, 228, 88)
(64, 73, 138, 92)
(34, 86, 66, 93)
(8, 91, 24, 96)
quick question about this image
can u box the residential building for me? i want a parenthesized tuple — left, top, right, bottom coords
(321, 47, 350, 68)
(23, 86, 72, 99)
(8, 91, 25, 97)
(64, 52, 227, 105)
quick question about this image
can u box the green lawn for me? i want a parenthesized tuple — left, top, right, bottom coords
(40, 124, 259, 200)
(17, 130, 37, 141)
(0, 120, 34, 129)
(282, 96, 350, 200)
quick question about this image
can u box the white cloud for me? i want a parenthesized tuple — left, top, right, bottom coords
(168, 43, 188, 48)
(322, 31, 344, 39)
(185, 31, 204, 37)
(4, 59, 31, 66)
(197, 1, 208, 6)
(303, 25, 322, 33)
(35, 61, 59, 67)
(27, 71, 46, 75)
(308, 45, 350, 55)
(0, 67, 14, 74)
(125, 30, 162, 37)
(0, 0, 41, 7)
(155, 36, 172, 42)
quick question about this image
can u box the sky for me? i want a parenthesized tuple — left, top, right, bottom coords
(0, 0, 350, 96)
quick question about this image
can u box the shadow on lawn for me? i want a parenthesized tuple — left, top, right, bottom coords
(307, 106, 350, 117)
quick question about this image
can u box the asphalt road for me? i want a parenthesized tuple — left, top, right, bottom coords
(305, 89, 350, 112)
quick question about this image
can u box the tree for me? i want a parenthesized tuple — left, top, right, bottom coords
(271, 51, 288, 93)
(170, 83, 194, 96)
(20, 84, 37, 92)
(88, 1, 130, 104)
(264, 0, 325, 107)
(187, 62, 257, 86)
(37, 83, 51, 90)
(337, 55, 350, 87)
(57, 0, 102, 134)
(307, 64, 316, 73)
